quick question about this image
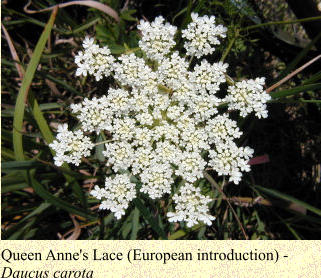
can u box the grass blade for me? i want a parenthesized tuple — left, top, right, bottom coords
(270, 83, 321, 99)
(302, 71, 321, 85)
(168, 224, 203, 240)
(28, 92, 55, 144)
(13, 7, 58, 161)
(130, 207, 140, 239)
(2, 184, 29, 194)
(2, 160, 42, 171)
(133, 198, 167, 239)
(267, 55, 321, 93)
(27, 171, 96, 220)
(277, 33, 321, 81)
(6, 6, 88, 211)
(255, 185, 321, 217)
(242, 16, 321, 31)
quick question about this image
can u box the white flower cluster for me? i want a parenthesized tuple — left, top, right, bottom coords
(226, 78, 271, 118)
(75, 37, 115, 81)
(182, 13, 227, 58)
(90, 174, 136, 219)
(167, 184, 215, 228)
(70, 96, 113, 133)
(208, 142, 254, 184)
(49, 124, 94, 166)
(138, 16, 177, 61)
(51, 13, 270, 228)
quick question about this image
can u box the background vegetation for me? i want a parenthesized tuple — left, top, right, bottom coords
(2, 0, 321, 239)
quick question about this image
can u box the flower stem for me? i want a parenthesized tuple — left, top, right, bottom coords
(203, 171, 249, 240)
(188, 54, 195, 66)
(225, 74, 235, 85)
(124, 47, 140, 55)
(242, 16, 321, 32)
(220, 32, 238, 62)
(94, 139, 115, 146)
(158, 84, 172, 94)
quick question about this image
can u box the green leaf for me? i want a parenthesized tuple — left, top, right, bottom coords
(120, 10, 137, 22)
(270, 83, 321, 99)
(133, 198, 167, 239)
(28, 92, 88, 209)
(96, 25, 115, 42)
(28, 171, 96, 220)
(13, 8, 58, 161)
(298, 99, 321, 103)
(284, 222, 302, 240)
(2, 7, 68, 34)
(302, 71, 321, 85)
(70, 17, 100, 34)
(168, 224, 203, 240)
(94, 133, 106, 162)
(172, 7, 187, 23)
(4, 202, 51, 240)
(2, 128, 47, 151)
(1, 147, 15, 160)
(108, 43, 126, 54)
(28, 93, 55, 145)
(130, 207, 140, 239)
(39, 72, 81, 95)
(2, 160, 42, 171)
(9, 16, 88, 209)
(2, 183, 29, 194)
(8, 218, 37, 240)
(2, 171, 25, 185)
(121, 221, 132, 239)
(254, 185, 321, 217)
(39, 103, 64, 110)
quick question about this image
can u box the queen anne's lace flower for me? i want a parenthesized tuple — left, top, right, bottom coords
(138, 16, 177, 61)
(70, 96, 112, 133)
(114, 53, 158, 92)
(106, 88, 132, 116)
(91, 174, 136, 219)
(180, 128, 210, 152)
(190, 60, 228, 94)
(52, 14, 270, 227)
(175, 151, 207, 183)
(171, 81, 195, 103)
(157, 51, 189, 90)
(131, 89, 152, 112)
(112, 117, 136, 141)
(103, 141, 134, 172)
(226, 77, 271, 118)
(208, 141, 254, 184)
(167, 184, 215, 227)
(189, 93, 220, 122)
(75, 37, 115, 81)
(49, 124, 94, 166)
(132, 146, 154, 175)
(182, 13, 227, 58)
(153, 141, 182, 165)
(206, 114, 242, 144)
(140, 163, 173, 199)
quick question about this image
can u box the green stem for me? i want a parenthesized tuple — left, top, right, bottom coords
(188, 54, 195, 66)
(225, 74, 235, 85)
(220, 31, 238, 62)
(158, 84, 172, 94)
(242, 16, 321, 31)
(203, 171, 249, 240)
(124, 47, 140, 54)
(94, 139, 115, 146)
